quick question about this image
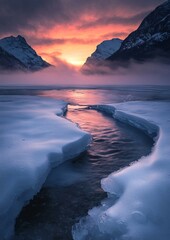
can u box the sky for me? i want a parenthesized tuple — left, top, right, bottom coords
(0, 0, 165, 67)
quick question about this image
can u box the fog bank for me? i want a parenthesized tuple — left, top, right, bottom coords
(0, 61, 170, 86)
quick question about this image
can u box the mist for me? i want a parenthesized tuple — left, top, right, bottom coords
(0, 60, 170, 87)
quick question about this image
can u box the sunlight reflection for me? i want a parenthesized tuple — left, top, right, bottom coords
(39, 89, 114, 105)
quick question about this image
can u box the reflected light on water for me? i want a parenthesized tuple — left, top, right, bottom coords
(15, 104, 153, 240)
(38, 89, 122, 105)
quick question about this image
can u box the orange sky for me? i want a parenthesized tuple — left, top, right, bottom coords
(0, 0, 164, 68)
(30, 24, 137, 67)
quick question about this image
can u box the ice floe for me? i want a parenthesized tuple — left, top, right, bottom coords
(73, 101, 170, 240)
(0, 95, 91, 239)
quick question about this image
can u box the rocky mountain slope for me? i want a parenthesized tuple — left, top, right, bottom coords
(89, 38, 122, 60)
(0, 46, 26, 71)
(108, 0, 170, 63)
(82, 1, 170, 74)
(0, 35, 50, 72)
(82, 38, 122, 73)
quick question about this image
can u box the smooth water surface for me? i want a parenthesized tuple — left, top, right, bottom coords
(1, 85, 170, 105)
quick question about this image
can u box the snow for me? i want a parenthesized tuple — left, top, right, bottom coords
(124, 32, 170, 50)
(0, 35, 47, 70)
(121, 0, 170, 52)
(91, 38, 122, 60)
(0, 95, 91, 239)
(151, 32, 170, 42)
(73, 101, 170, 240)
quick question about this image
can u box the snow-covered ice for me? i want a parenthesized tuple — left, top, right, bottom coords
(0, 95, 91, 239)
(73, 101, 170, 240)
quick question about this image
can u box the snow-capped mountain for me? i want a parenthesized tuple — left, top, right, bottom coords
(90, 38, 123, 60)
(82, 38, 122, 73)
(82, 1, 170, 74)
(108, 1, 170, 63)
(0, 46, 26, 71)
(0, 35, 50, 71)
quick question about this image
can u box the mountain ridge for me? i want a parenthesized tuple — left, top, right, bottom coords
(82, 0, 170, 74)
(0, 35, 50, 72)
(0, 46, 26, 71)
(108, 0, 170, 63)
(82, 38, 122, 73)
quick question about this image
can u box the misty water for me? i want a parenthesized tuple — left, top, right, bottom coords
(11, 87, 157, 240)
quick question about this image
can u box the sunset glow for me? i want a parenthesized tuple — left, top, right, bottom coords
(0, 2, 170, 239)
(0, 0, 165, 67)
(31, 24, 141, 66)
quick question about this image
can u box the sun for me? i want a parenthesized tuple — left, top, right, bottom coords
(65, 57, 84, 67)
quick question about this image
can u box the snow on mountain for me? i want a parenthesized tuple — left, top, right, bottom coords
(73, 101, 170, 240)
(0, 35, 50, 71)
(82, 1, 170, 74)
(0, 95, 91, 239)
(90, 38, 123, 60)
(0, 46, 26, 71)
(109, 1, 170, 62)
(82, 38, 122, 73)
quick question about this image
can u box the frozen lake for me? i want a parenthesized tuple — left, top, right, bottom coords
(10, 86, 157, 239)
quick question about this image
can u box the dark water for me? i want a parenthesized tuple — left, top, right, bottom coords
(14, 102, 154, 240)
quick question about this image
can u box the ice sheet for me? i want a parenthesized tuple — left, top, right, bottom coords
(73, 101, 170, 240)
(0, 95, 91, 239)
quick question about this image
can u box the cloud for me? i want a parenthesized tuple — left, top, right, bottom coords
(0, 0, 68, 34)
(48, 56, 78, 72)
(82, 56, 170, 79)
(0, 0, 166, 68)
(29, 37, 100, 46)
(0, 0, 165, 35)
(101, 32, 130, 40)
(78, 11, 150, 29)
(36, 51, 79, 72)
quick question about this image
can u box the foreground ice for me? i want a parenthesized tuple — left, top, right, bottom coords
(0, 95, 91, 239)
(73, 101, 170, 240)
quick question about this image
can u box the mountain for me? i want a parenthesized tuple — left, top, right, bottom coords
(82, 1, 170, 74)
(0, 35, 50, 72)
(108, 0, 170, 64)
(0, 46, 26, 71)
(82, 38, 122, 73)
(88, 38, 123, 60)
